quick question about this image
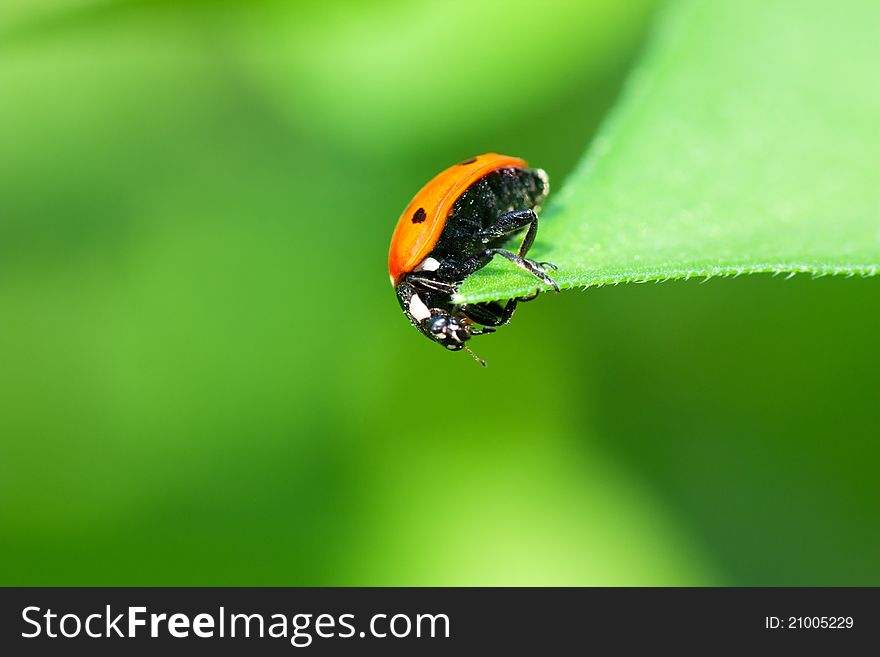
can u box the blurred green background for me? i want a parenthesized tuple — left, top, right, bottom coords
(1, 0, 878, 585)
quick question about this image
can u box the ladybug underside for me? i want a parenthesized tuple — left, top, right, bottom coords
(395, 166, 558, 363)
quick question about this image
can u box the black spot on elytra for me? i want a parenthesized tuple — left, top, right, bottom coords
(411, 207, 427, 223)
(459, 157, 478, 165)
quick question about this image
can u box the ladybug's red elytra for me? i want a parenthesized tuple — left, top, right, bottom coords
(388, 153, 558, 365)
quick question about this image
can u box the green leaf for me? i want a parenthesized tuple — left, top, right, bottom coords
(456, 0, 880, 304)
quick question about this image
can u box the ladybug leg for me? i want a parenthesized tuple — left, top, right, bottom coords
(468, 325, 497, 336)
(453, 248, 559, 291)
(460, 300, 518, 327)
(477, 209, 539, 256)
(476, 209, 559, 283)
(460, 289, 542, 328)
(405, 275, 455, 294)
(485, 249, 560, 292)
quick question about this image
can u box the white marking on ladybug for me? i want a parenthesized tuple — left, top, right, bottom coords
(536, 168, 549, 193)
(408, 293, 430, 322)
(414, 256, 440, 272)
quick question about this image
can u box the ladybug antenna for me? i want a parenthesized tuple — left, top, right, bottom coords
(464, 344, 487, 368)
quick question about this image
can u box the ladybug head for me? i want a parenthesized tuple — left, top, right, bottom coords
(424, 311, 490, 366)
(399, 284, 489, 365)
(424, 312, 471, 350)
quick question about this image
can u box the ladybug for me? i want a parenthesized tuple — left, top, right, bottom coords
(388, 153, 558, 365)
